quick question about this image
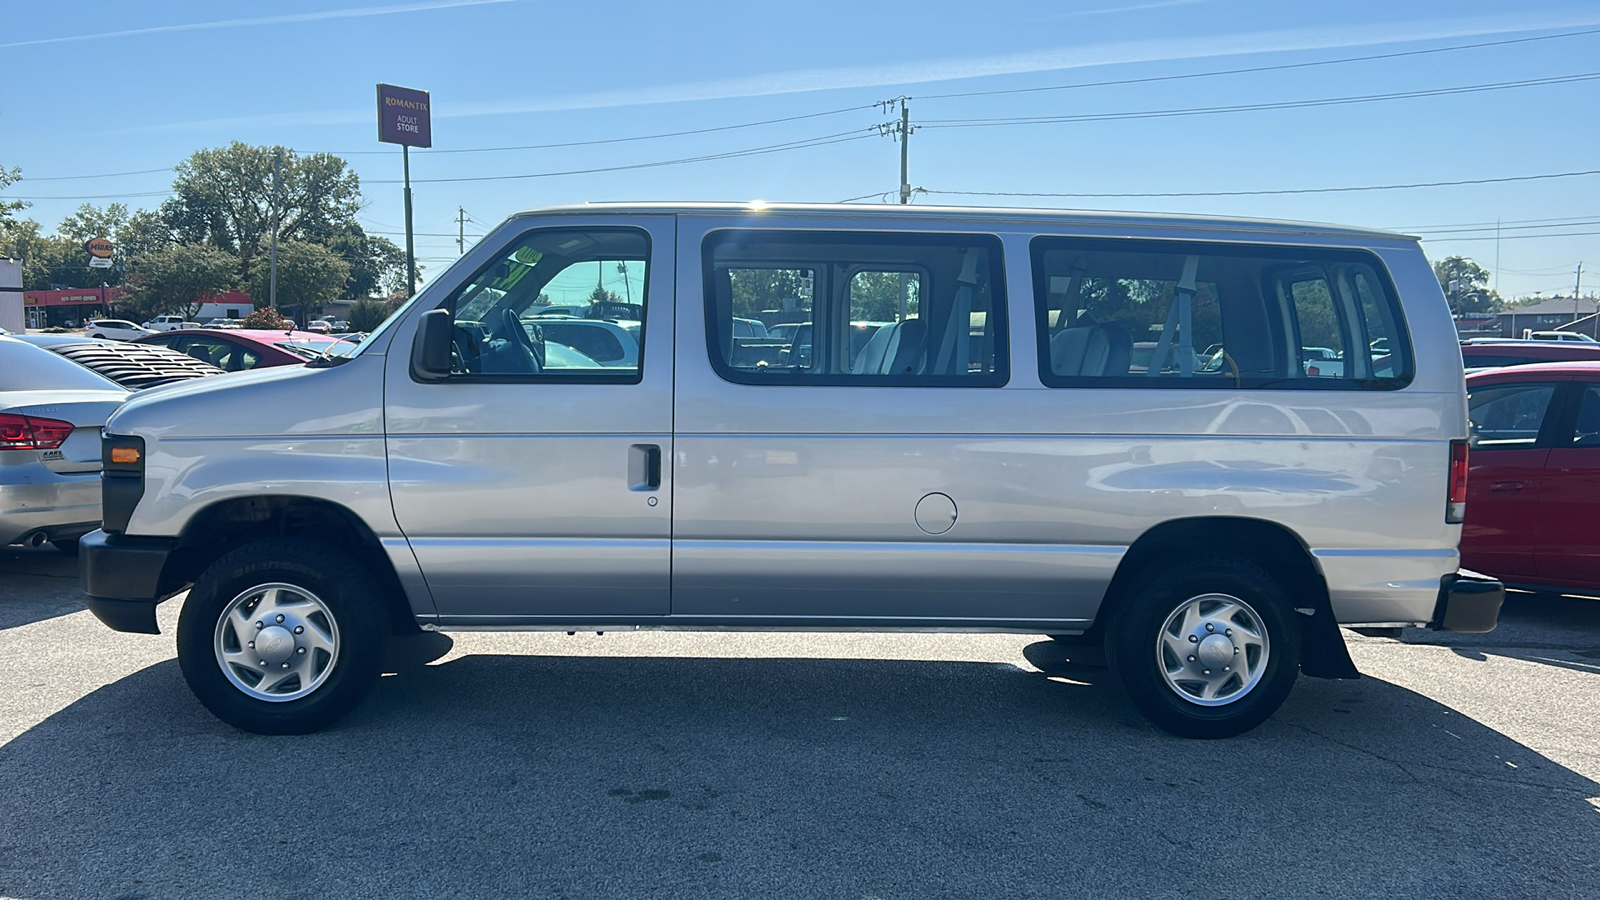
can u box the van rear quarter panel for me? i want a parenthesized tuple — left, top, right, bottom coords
(671, 213, 1465, 626)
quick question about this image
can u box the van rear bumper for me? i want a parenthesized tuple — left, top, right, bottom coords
(1430, 570, 1504, 633)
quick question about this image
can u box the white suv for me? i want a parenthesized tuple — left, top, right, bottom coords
(85, 319, 153, 341)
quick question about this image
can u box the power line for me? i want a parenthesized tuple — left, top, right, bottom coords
(325, 103, 877, 156)
(918, 71, 1600, 129)
(1421, 230, 1600, 243)
(1414, 216, 1600, 232)
(1391, 213, 1600, 231)
(15, 167, 175, 182)
(366, 230, 484, 238)
(1499, 263, 1590, 275)
(366, 129, 874, 185)
(837, 190, 896, 203)
(914, 26, 1600, 102)
(4, 189, 176, 201)
(924, 168, 1600, 199)
(13, 27, 1600, 185)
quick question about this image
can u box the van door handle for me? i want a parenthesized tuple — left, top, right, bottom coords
(645, 445, 662, 490)
(630, 443, 662, 491)
(1489, 480, 1525, 493)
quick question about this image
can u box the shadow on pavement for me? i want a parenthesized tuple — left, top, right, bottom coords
(1397, 589, 1600, 675)
(0, 545, 85, 631)
(1, 639, 1596, 899)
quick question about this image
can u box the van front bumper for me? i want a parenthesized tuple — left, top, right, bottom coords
(79, 529, 178, 634)
(1430, 570, 1504, 633)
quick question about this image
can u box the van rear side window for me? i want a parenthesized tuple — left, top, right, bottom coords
(1031, 238, 1413, 390)
(704, 230, 1008, 386)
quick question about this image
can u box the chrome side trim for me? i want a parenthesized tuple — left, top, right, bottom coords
(417, 614, 1096, 634)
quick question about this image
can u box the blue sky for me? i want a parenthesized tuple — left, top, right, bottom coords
(2, 0, 1597, 299)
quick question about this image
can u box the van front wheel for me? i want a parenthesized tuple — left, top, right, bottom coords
(1107, 557, 1300, 739)
(177, 538, 385, 735)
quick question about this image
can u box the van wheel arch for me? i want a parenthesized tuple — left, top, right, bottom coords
(1094, 517, 1358, 680)
(160, 495, 420, 636)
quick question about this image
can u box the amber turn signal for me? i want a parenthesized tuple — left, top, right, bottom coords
(110, 447, 141, 464)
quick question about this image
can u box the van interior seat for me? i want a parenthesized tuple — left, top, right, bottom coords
(852, 319, 928, 375)
(1051, 323, 1132, 377)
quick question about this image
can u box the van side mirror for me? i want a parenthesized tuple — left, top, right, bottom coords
(411, 309, 453, 382)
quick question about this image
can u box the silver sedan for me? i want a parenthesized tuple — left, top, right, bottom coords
(0, 337, 129, 555)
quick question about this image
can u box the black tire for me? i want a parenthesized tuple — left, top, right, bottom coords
(50, 537, 80, 557)
(1105, 556, 1300, 739)
(177, 537, 386, 735)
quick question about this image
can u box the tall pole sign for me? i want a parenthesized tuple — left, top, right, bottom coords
(376, 83, 431, 298)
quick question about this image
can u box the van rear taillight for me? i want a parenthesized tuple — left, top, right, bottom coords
(0, 413, 75, 450)
(1447, 439, 1469, 524)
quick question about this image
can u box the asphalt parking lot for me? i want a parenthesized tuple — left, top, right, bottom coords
(2, 544, 1597, 899)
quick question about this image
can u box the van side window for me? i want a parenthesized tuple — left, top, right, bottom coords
(705, 231, 1007, 386)
(1031, 237, 1413, 390)
(441, 228, 648, 383)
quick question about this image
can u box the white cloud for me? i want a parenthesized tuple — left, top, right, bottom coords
(110, 8, 1600, 134)
(464, 10, 1600, 115)
(1035, 0, 1216, 22)
(0, 0, 514, 50)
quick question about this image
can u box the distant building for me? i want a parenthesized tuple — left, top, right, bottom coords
(190, 290, 254, 321)
(0, 259, 22, 333)
(1496, 298, 1600, 339)
(1453, 314, 1501, 339)
(22, 286, 123, 328)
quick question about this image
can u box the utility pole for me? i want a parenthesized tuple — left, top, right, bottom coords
(456, 206, 466, 255)
(1577, 262, 1585, 328)
(875, 97, 915, 204)
(269, 150, 281, 313)
(403, 145, 416, 297)
(898, 100, 912, 204)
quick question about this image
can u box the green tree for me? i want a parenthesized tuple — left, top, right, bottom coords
(0, 165, 27, 227)
(246, 240, 350, 326)
(1433, 256, 1502, 314)
(322, 228, 408, 298)
(162, 143, 363, 283)
(0, 217, 43, 270)
(346, 296, 402, 332)
(729, 268, 809, 318)
(57, 202, 129, 244)
(117, 209, 175, 262)
(126, 242, 237, 320)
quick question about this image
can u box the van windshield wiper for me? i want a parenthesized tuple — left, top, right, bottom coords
(306, 334, 364, 367)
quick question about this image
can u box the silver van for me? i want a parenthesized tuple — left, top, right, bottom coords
(80, 203, 1502, 738)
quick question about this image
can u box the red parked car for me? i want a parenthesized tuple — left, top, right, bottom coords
(1462, 361, 1600, 595)
(1461, 339, 1600, 370)
(134, 328, 346, 371)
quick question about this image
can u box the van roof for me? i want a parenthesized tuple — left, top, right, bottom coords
(510, 201, 1416, 242)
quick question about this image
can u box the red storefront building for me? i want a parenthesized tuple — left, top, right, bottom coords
(22, 286, 126, 329)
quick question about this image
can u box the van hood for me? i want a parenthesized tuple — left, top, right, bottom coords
(106, 355, 385, 440)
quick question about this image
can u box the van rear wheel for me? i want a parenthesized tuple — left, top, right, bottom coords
(177, 538, 385, 735)
(1106, 556, 1299, 739)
